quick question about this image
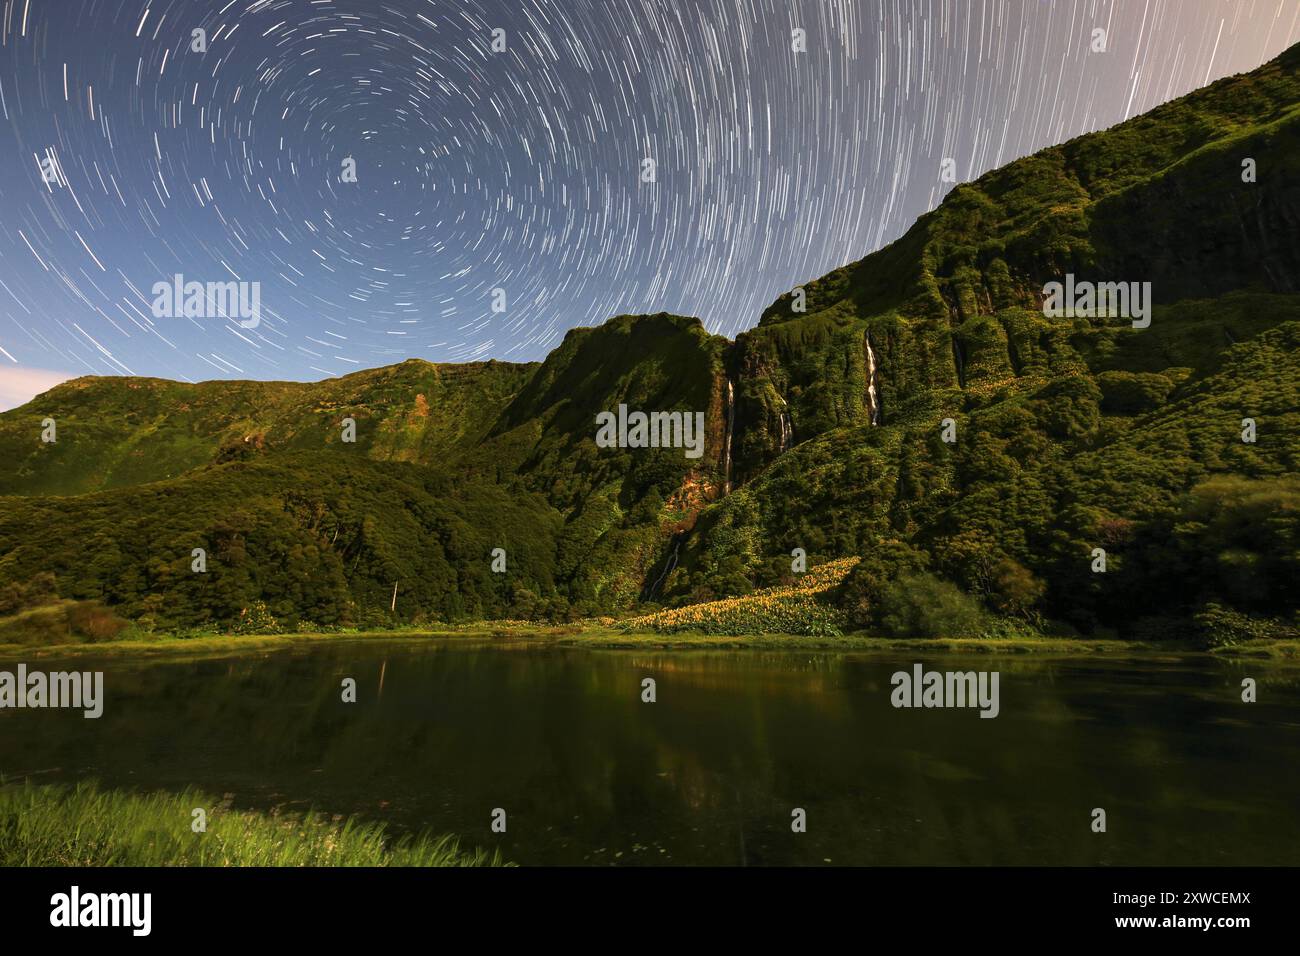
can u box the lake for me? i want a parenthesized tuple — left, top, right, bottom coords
(2, 638, 1297, 865)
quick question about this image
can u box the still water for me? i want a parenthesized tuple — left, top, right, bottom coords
(2, 638, 1297, 865)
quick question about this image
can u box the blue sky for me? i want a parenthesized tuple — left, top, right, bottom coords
(2, 0, 1298, 409)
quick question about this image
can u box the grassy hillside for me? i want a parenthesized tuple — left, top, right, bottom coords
(0, 358, 536, 496)
(2, 44, 1298, 642)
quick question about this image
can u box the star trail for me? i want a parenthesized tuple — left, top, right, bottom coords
(0, 0, 1297, 403)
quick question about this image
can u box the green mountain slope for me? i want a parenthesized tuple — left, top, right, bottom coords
(0, 358, 537, 496)
(729, 40, 1300, 482)
(3, 43, 1299, 639)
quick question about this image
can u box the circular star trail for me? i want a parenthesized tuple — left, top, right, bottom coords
(0, 0, 1297, 393)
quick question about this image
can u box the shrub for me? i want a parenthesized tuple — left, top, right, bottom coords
(836, 540, 930, 630)
(0, 604, 78, 647)
(988, 557, 1047, 618)
(66, 602, 129, 642)
(1097, 371, 1175, 414)
(875, 572, 987, 638)
(1191, 603, 1293, 649)
(0, 572, 59, 616)
(232, 600, 279, 635)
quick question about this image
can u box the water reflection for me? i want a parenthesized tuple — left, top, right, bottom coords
(0, 640, 1296, 865)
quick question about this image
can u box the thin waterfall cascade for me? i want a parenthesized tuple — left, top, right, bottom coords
(722, 378, 735, 495)
(865, 334, 882, 426)
(645, 534, 683, 601)
(777, 394, 793, 453)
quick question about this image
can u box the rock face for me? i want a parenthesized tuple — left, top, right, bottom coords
(1, 43, 1299, 633)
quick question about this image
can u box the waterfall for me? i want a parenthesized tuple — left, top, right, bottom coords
(644, 534, 683, 601)
(865, 334, 881, 426)
(722, 378, 735, 495)
(769, 395, 790, 457)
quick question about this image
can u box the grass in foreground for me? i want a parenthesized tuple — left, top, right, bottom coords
(0, 781, 504, 867)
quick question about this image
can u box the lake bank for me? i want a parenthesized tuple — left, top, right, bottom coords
(2, 622, 1298, 664)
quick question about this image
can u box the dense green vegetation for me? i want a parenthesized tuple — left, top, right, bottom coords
(1, 44, 1298, 643)
(0, 781, 502, 866)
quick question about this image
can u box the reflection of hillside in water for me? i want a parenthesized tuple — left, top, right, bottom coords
(2, 642, 1298, 865)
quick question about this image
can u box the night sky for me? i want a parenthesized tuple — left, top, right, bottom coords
(0, 0, 1297, 407)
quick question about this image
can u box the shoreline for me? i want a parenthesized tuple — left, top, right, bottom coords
(2, 623, 1297, 663)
